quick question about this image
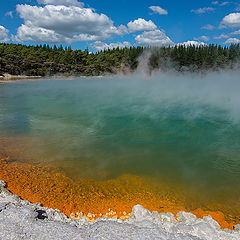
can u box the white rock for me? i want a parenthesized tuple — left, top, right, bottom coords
(131, 204, 152, 222)
(177, 211, 197, 224)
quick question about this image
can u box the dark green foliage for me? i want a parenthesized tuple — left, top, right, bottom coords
(0, 43, 239, 77)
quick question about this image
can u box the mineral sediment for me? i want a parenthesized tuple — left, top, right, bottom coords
(0, 179, 240, 240)
(0, 156, 239, 230)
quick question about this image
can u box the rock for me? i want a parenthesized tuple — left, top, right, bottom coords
(131, 204, 152, 222)
(177, 212, 197, 224)
(0, 180, 6, 187)
(234, 224, 240, 232)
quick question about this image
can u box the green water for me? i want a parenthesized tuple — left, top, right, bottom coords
(0, 75, 240, 203)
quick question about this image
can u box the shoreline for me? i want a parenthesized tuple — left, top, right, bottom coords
(0, 156, 240, 230)
(0, 179, 240, 239)
(0, 74, 107, 83)
(0, 74, 43, 81)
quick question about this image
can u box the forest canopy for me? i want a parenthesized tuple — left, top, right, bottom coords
(0, 43, 240, 77)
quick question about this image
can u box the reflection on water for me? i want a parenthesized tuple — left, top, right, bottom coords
(0, 75, 240, 210)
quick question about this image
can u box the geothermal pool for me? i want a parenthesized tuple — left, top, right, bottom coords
(0, 74, 240, 226)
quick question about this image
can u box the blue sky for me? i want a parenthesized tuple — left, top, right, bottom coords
(0, 0, 240, 51)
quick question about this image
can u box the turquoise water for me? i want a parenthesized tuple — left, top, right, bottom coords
(0, 75, 240, 202)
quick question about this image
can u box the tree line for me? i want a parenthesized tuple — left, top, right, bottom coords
(0, 43, 239, 77)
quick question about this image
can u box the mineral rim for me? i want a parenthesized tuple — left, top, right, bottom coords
(0, 156, 239, 230)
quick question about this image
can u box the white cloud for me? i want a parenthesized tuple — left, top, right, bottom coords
(191, 7, 215, 14)
(194, 35, 210, 41)
(149, 6, 168, 15)
(224, 37, 240, 44)
(201, 24, 215, 30)
(37, 0, 84, 7)
(5, 11, 13, 18)
(0, 26, 10, 42)
(214, 33, 229, 39)
(135, 29, 173, 46)
(214, 30, 240, 40)
(231, 29, 240, 35)
(14, 4, 124, 44)
(12, 24, 73, 43)
(212, 1, 230, 6)
(178, 41, 207, 46)
(127, 18, 157, 33)
(221, 13, 240, 28)
(220, 2, 230, 6)
(91, 41, 131, 51)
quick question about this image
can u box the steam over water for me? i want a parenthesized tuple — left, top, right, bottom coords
(1, 73, 240, 206)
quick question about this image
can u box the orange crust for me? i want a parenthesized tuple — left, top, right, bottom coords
(0, 156, 239, 229)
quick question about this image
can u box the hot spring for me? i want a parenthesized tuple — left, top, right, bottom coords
(0, 73, 240, 227)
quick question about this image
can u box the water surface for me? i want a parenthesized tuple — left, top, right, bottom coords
(0, 74, 240, 210)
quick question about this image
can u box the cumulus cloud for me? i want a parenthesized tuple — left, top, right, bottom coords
(12, 24, 72, 43)
(201, 24, 215, 30)
(221, 13, 240, 28)
(178, 41, 207, 47)
(37, 0, 84, 7)
(194, 35, 210, 41)
(214, 30, 240, 40)
(13, 4, 125, 44)
(0, 26, 10, 42)
(224, 37, 240, 44)
(91, 41, 131, 51)
(149, 6, 168, 15)
(231, 29, 240, 35)
(212, 1, 219, 5)
(214, 33, 229, 39)
(127, 18, 157, 33)
(135, 29, 173, 46)
(191, 7, 215, 14)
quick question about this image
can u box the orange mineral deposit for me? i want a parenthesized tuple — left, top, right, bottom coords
(0, 157, 239, 230)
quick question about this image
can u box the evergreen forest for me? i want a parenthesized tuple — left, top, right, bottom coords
(0, 43, 240, 77)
